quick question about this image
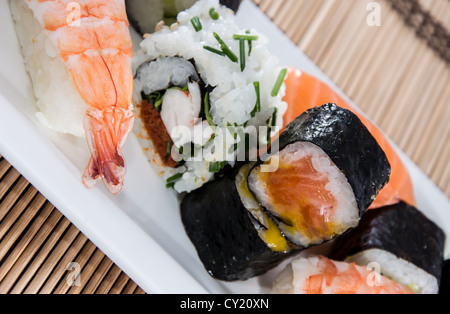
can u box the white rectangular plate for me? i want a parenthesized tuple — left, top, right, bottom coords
(0, 0, 448, 294)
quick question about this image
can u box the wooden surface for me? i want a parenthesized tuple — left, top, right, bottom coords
(0, 0, 449, 294)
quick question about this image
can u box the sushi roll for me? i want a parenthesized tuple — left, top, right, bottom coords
(330, 201, 446, 294)
(440, 260, 450, 294)
(248, 103, 390, 248)
(126, 0, 199, 35)
(126, 0, 242, 35)
(180, 103, 391, 281)
(132, 0, 287, 193)
(271, 255, 415, 294)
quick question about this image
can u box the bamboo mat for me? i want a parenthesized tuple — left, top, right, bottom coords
(1, 0, 449, 294)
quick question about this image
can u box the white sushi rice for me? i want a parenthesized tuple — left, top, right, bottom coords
(11, 0, 90, 138)
(248, 142, 359, 248)
(348, 249, 439, 294)
(133, 0, 288, 193)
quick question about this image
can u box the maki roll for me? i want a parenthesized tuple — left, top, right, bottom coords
(126, 0, 242, 35)
(132, 0, 287, 193)
(126, 0, 198, 35)
(440, 260, 450, 294)
(271, 255, 414, 294)
(181, 103, 391, 281)
(248, 103, 390, 248)
(330, 201, 446, 294)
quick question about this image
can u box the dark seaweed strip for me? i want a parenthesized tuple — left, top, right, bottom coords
(219, 0, 242, 12)
(440, 260, 450, 294)
(180, 167, 298, 281)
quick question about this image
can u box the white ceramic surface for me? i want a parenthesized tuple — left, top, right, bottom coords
(0, 0, 448, 294)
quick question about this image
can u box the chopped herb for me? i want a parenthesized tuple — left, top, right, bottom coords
(166, 182, 176, 189)
(166, 141, 172, 157)
(271, 68, 287, 97)
(213, 32, 238, 63)
(209, 161, 227, 173)
(221, 45, 238, 63)
(166, 172, 184, 189)
(267, 107, 278, 147)
(154, 97, 163, 112)
(204, 92, 216, 131)
(213, 32, 227, 46)
(271, 107, 278, 127)
(166, 173, 184, 184)
(233, 34, 259, 41)
(246, 30, 253, 56)
(144, 91, 164, 112)
(169, 85, 189, 92)
(190, 16, 202, 32)
(251, 81, 261, 117)
(203, 45, 226, 56)
(239, 38, 246, 72)
(209, 8, 219, 20)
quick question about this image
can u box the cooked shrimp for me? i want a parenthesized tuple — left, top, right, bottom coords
(25, 0, 134, 194)
(272, 256, 415, 294)
(282, 68, 416, 209)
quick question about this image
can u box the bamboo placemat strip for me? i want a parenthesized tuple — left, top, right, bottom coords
(0, 154, 145, 294)
(253, 0, 450, 197)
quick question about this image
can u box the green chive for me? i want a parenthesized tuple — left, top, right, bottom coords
(203, 45, 226, 56)
(166, 182, 176, 189)
(204, 92, 216, 131)
(233, 34, 259, 41)
(209, 8, 219, 20)
(271, 68, 287, 97)
(267, 107, 278, 147)
(213, 32, 226, 46)
(239, 38, 246, 72)
(165, 168, 191, 189)
(169, 85, 189, 92)
(190, 16, 202, 32)
(246, 30, 253, 56)
(213, 32, 238, 63)
(154, 97, 163, 112)
(221, 46, 238, 63)
(166, 142, 172, 157)
(209, 161, 227, 173)
(272, 108, 278, 128)
(251, 81, 261, 117)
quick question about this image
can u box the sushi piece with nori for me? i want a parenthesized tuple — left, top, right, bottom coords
(181, 165, 299, 281)
(132, 0, 288, 194)
(126, 0, 241, 35)
(330, 201, 446, 294)
(181, 103, 391, 281)
(440, 260, 450, 294)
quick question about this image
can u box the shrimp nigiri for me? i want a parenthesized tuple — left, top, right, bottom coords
(282, 68, 416, 209)
(12, 0, 134, 194)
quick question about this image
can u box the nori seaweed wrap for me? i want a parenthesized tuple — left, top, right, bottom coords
(219, 0, 242, 12)
(440, 260, 450, 294)
(181, 103, 391, 281)
(330, 201, 446, 294)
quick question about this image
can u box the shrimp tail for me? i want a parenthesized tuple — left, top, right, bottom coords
(82, 107, 135, 195)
